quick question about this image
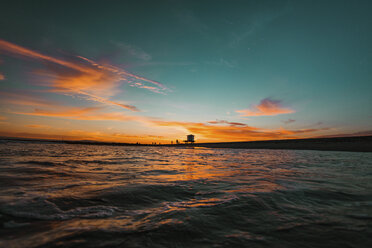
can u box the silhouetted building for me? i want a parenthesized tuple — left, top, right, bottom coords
(184, 134, 195, 143)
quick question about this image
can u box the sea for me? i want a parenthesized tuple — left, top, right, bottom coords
(0, 140, 371, 248)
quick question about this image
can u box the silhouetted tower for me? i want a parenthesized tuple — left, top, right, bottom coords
(184, 134, 195, 144)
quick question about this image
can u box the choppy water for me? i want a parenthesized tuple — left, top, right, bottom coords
(0, 141, 371, 248)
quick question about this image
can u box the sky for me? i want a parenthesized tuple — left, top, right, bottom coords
(0, 0, 371, 143)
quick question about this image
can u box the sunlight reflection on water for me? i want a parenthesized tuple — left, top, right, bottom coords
(0, 141, 372, 247)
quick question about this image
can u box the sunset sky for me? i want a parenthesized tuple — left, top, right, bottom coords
(0, 0, 371, 143)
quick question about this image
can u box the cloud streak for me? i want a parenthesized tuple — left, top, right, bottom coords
(113, 41, 152, 61)
(0, 130, 167, 143)
(282, 119, 296, 124)
(236, 98, 294, 117)
(0, 39, 168, 111)
(25, 124, 50, 129)
(207, 120, 247, 126)
(16, 107, 147, 122)
(0, 91, 58, 107)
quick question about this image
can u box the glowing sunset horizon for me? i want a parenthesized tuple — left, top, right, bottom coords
(0, 1, 371, 144)
(1, 3, 372, 247)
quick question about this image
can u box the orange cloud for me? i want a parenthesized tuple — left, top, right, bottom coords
(236, 98, 294, 117)
(12, 103, 325, 142)
(0, 40, 84, 70)
(0, 39, 168, 111)
(151, 120, 323, 141)
(0, 72, 4, 80)
(15, 106, 153, 123)
(68, 91, 139, 112)
(4, 91, 324, 143)
(25, 124, 50, 129)
(3, 104, 329, 142)
(0, 91, 57, 107)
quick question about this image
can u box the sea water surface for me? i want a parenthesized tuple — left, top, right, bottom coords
(0, 141, 371, 247)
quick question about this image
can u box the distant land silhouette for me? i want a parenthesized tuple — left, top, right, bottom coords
(1, 136, 372, 152)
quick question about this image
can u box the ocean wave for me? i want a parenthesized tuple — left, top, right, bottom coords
(0, 197, 118, 220)
(93, 184, 197, 207)
(16, 160, 65, 167)
(1, 143, 372, 247)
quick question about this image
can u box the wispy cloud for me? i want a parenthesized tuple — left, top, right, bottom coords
(151, 120, 324, 141)
(113, 41, 152, 61)
(76, 55, 168, 92)
(0, 93, 151, 124)
(16, 107, 139, 122)
(229, 3, 291, 47)
(207, 120, 247, 126)
(0, 91, 139, 127)
(13, 104, 157, 125)
(8, 101, 327, 141)
(66, 90, 139, 112)
(236, 98, 294, 117)
(282, 119, 296, 124)
(25, 124, 50, 129)
(12, 103, 325, 142)
(132, 61, 195, 67)
(175, 8, 208, 37)
(0, 39, 168, 111)
(129, 82, 166, 94)
(0, 90, 58, 107)
(205, 58, 236, 68)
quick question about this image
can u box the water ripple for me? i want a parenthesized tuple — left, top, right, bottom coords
(0, 141, 371, 247)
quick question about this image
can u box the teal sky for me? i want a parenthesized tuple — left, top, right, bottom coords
(0, 0, 371, 143)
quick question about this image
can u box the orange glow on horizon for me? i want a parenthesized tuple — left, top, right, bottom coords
(0, 39, 334, 144)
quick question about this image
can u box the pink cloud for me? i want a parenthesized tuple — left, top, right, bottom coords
(236, 98, 295, 117)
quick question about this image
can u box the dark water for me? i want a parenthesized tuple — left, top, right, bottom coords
(0, 141, 371, 248)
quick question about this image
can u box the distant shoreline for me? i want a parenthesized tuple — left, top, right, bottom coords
(192, 136, 372, 152)
(1, 135, 372, 152)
